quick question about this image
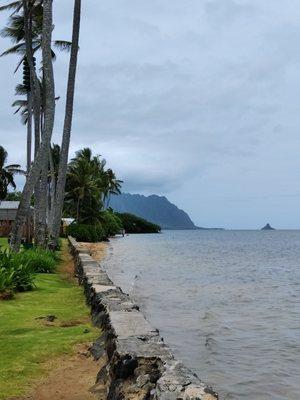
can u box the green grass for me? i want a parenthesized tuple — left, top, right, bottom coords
(0, 237, 9, 249)
(0, 271, 98, 399)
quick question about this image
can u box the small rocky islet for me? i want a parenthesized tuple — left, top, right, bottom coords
(261, 223, 275, 230)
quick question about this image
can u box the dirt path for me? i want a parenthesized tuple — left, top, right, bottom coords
(11, 345, 107, 400)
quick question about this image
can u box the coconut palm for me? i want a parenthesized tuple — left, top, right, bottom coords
(64, 153, 104, 223)
(2, 1, 71, 249)
(63, 148, 122, 224)
(1, 2, 71, 165)
(49, 0, 81, 249)
(10, 0, 55, 251)
(0, 146, 25, 200)
(104, 169, 123, 207)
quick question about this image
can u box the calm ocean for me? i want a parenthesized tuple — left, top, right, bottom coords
(103, 230, 300, 400)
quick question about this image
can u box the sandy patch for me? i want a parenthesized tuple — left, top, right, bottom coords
(10, 343, 107, 400)
(79, 242, 108, 262)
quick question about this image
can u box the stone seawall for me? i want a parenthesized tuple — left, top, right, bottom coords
(69, 236, 218, 400)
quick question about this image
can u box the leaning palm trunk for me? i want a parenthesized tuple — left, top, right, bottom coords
(49, 0, 81, 248)
(10, 0, 56, 252)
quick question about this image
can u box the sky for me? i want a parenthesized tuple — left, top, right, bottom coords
(1, 0, 300, 229)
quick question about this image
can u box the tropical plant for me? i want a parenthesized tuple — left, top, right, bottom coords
(0, 146, 25, 200)
(116, 212, 161, 234)
(0, 249, 36, 298)
(1, 1, 72, 250)
(15, 247, 58, 273)
(9, 0, 56, 251)
(63, 148, 123, 225)
(49, 0, 82, 249)
(103, 169, 123, 207)
(101, 210, 123, 236)
(66, 223, 106, 243)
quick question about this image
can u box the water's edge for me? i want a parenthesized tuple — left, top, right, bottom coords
(68, 236, 219, 399)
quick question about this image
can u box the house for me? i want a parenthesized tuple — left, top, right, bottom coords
(0, 201, 33, 239)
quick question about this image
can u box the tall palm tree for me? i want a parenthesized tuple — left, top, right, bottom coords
(2, 1, 71, 249)
(49, 0, 81, 249)
(1, 2, 71, 166)
(10, 0, 55, 251)
(0, 146, 25, 200)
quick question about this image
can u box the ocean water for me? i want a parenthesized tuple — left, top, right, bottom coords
(102, 230, 300, 400)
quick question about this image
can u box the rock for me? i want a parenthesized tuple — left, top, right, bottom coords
(68, 235, 219, 400)
(261, 223, 275, 230)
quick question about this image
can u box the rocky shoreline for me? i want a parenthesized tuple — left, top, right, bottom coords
(69, 236, 218, 400)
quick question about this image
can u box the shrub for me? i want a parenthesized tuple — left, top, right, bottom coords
(115, 212, 161, 234)
(101, 211, 123, 236)
(12, 262, 36, 292)
(15, 248, 58, 274)
(0, 267, 15, 298)
(0, 250, 36, 297)
(66, 223, 106, 242)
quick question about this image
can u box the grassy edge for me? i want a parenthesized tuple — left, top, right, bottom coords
(0, 239, 99, 399)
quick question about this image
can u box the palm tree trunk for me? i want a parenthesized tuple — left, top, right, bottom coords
(25, 91, 32, 243)
(49, 0, 81, 249)
(10, 0, 55, 252)
(34, 153, 48, 248)
(48, 145, 56, 229)
(26, 92, 32, 172)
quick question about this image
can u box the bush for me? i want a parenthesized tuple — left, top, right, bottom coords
(101, 211, 123, 236)
(115, 212, 161, 234)
(66, 223, 106, 242)
(0, 267, 15, 298)
(15, 248, 58, 273)
(12, 262, 36, 292)
(0, 250, 36, 297)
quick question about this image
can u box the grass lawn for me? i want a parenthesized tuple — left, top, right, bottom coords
(0, 240, 99, 399)
(0, 237, 9, 249)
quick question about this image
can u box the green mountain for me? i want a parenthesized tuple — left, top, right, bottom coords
(109, 193, 197, 230)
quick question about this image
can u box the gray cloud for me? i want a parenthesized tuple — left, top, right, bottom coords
(1, 1, 300, 228)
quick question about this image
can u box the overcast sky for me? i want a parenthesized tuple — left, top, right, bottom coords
(1, 0, 300, 229)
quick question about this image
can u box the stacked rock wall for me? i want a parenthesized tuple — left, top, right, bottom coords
(69, 236, 218, 400)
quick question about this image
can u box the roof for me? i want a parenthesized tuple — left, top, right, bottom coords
(0, 201, 20, 210)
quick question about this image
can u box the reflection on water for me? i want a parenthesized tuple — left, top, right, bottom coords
(103, 230, 300, 400)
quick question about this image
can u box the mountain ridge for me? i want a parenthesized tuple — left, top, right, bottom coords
(109, 193, 197, 230)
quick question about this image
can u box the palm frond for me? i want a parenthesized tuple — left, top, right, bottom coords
(0, 1, 21, 13)
(12, 99, 27, 107)
(15, 83, 27, 95)
(0, 42, 26, 57)
(53, 40, 72, 52)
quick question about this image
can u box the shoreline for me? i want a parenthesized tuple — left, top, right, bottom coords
(69, 236, 218, 399)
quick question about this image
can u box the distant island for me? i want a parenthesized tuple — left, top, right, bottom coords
(261, 223, 275, 230)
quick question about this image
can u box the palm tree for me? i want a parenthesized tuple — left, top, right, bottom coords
(49, 0, 81, 249)
(104, 169, 123, 208)
(2, 1, 71, 249)
(63, 148, 122, 224)
(64, 153, 103, 223)
(10, 0, 55, 251)
(0, 146, 25, 200)
(1, 2, 71, 166)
